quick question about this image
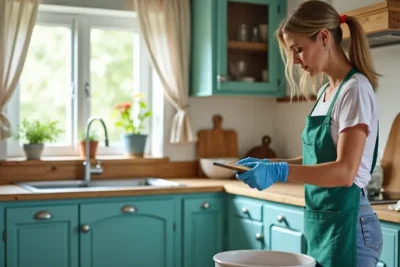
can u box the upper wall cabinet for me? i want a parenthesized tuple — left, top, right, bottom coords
(190, 0, 287, 97)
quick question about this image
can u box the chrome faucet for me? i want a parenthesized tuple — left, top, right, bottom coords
(83, 116, 109, 183)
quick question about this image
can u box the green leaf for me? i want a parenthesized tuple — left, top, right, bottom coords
(13, 119, 63, 144)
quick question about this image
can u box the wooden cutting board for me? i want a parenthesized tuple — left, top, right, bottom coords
(381, 112, 400, 193)
(197, 114, 238, 176)
(244, 135, 277, 159)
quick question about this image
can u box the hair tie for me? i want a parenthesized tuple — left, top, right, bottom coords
(340, 15, 348, 24)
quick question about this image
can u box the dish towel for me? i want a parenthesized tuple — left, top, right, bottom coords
(388, 200, 400, 211)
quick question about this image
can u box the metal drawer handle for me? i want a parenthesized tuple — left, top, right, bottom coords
(277, 214, 286, 223)
(242, 207, 248, 213)
(255, 233, 263, 241)
(81, 224, 90, 233)
(201, 202, 210, 209)
(121, 205, 137, 213)
(34, 211, 52, 220)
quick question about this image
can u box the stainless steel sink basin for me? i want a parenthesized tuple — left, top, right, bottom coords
(17, 178, 186, 193)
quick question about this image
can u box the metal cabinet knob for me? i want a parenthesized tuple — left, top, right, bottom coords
(277, 214, 285, 223)
(81, 224, 90, 233)
(121, 205, 137, 213)
(242, 207, 248, 213)
(217, 75, 227, 83)
(201, 202, 210, 209)
(255, 233, 263, 241)
(376, 262, 386, 267)
(34, 211, 52, 220)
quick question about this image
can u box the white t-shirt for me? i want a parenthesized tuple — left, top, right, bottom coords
(310, 73, 379, 188)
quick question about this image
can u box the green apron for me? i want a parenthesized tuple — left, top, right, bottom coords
(301, 68, 378, 267)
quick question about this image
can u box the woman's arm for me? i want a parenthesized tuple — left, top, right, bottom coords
(286, 124, 368, 187)
(270, 157, 303, 165)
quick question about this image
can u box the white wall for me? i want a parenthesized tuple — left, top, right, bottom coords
(163, 96, 277, 161)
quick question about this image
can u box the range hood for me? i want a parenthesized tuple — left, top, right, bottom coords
(341, 1, 400, 48)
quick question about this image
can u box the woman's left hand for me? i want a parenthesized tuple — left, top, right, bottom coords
(236, 162, 289, 191)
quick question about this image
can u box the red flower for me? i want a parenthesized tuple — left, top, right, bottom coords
(114, 102, 131, 110)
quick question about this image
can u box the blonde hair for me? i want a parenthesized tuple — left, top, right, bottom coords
(276, 0, 379, 99)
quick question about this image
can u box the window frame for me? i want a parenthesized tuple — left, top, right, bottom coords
(7, 5, 155, 158)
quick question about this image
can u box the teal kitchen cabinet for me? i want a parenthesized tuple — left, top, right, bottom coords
(377, 222, 399, 267)
(182, 195, 224, 267)
(263, 203, 306, 254)
(5, 205, 79, 267)
(227, 196, 265, 250)
(80, 198, 175, 267)
(190, 0, 287, 97)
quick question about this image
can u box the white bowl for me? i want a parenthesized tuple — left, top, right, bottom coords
(214, 250, 316, 267)
(200, 157, 239, 179)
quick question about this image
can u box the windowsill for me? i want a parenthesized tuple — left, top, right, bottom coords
(1, 155, 170, 166)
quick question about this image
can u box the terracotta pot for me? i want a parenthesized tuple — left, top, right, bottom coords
(79, 141, 99, 159)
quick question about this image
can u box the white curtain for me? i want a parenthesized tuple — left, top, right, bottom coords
(133, 0, 196, 143)
(0, 0, 39, 140)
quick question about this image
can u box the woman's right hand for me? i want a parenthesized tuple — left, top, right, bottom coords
(236, 157, 270, 165)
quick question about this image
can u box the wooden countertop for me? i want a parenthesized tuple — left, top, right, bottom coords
(0, 178, 398, 224)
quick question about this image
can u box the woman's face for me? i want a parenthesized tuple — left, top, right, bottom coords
(282, 31, 328, 76)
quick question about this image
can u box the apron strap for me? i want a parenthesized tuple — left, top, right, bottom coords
(308, 83, 330, 115)
(370, 123, 379, 174)
(323, 67, 358, 123)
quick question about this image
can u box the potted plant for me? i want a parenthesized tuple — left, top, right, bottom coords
(112, 93, 152, 156)
(13, 119, 63, 160)
(78, 131, 99, 159)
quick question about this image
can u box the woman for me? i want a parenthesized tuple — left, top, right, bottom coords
(235, 1, 383, 266)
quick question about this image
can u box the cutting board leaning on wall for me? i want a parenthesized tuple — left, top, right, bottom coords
(381, 112, 400, 193)
(196, 114, 239, 176)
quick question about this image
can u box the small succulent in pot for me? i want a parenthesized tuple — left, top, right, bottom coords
(78, 131, 99, 159)
(12, 119, 63, 160)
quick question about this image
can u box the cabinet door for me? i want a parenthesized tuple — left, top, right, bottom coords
(263, 203, 306, 253)
(80, 199, 174, 267)
(183, 197, 224, 267)
(190, 0, 217, 97)
(216, 0, 286, 96)
(228, 217, 264, 250)
(6, 205, 79, 267)
(377, 224, 399, 267)
(270, 225, 306, 253)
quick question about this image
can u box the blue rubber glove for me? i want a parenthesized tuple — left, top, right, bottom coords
(236, 162, 289, 191)
(236, 157, 270, 165)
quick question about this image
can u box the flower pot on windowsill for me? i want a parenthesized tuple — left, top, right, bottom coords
(121, 133, 147, 156)
(23, 144, 45, 160)
(79, 141, 99, 159)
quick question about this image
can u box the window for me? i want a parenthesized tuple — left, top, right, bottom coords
(7, 6, 161, 157)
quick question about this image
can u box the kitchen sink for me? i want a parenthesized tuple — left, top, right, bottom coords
(17, 178, 186, 193)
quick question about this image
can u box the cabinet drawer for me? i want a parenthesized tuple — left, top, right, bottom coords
(6, 205, 78, 223)
(80, 198, 174, 223)
(263, 203, 303, 232)
(231, 197, 263, 221)
(184, 197, 223, 213)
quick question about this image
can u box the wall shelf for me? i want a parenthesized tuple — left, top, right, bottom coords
(228, 41, 267, 52)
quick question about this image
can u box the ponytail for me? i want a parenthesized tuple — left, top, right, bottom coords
(345, 16, 380, 90)
(276, 1, 380, 97)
